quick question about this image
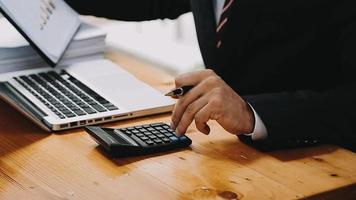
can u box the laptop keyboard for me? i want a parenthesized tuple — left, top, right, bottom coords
(14, 70, 119, 119)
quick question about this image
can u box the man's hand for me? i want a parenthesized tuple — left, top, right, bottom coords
(170, 69, 255, 136)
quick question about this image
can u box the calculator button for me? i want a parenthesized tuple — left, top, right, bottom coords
(167, 131, 175, 135)
(140, 136, 149, 140)
(122, 130, 132, 136)
(142, 131, 151, 136)
(164, 133, 173, 137)
(152, 130, 159, 134)
(148, 135, 157, 139)
(139, 128, 147, 132)
(153, 138, 163, 143)
(155, 127, 163, 130)
(167, 128, 175, 132)
(132, 130, 140, 134)
(169, 136, 179, 142)
(157, 134, 165, 138)
(179, 136, 189, 141)
(162, 138, 170, 143)
(147, 127, 155, 131)
(146, 140, 154, 145)
(159, 130, 168, 134)
(163, 125, 170, 129)
(136, 133, 144, 137)
(150, 123, 163, 127)
(134, 125, 143, 129)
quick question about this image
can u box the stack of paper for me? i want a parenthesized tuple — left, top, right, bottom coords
(0, 18, 107, 73)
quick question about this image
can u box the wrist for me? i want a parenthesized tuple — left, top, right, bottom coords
(243, 100, 255, 134)
(245, 102, 268, 140)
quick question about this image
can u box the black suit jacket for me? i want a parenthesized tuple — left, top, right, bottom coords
(65, 0, 356, 151)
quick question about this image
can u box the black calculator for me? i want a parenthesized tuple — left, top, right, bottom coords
(84, 122, 192, 157)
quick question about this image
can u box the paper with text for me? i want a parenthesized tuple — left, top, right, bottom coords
(0, 0, 80, 65)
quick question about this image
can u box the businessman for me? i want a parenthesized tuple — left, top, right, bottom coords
(65, 0, 356, 151)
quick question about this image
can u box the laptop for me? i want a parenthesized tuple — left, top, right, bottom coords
(0, 0, 175, 131)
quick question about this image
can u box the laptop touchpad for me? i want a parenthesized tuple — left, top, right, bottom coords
(63, 59, 174, 111)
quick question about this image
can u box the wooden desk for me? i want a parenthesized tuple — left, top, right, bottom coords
(0, 51, 355, 200)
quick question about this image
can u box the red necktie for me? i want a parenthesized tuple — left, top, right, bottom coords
(216, 0, 235, 48)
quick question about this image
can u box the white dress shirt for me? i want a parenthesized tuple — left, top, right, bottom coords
(213, 0, 268, 140)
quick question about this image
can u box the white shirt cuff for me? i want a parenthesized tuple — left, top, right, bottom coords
(245, 103, 268, 140)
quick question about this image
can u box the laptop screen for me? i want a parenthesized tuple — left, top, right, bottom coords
(0, 0, 80, 66)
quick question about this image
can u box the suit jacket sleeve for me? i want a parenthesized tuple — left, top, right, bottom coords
(65, 0, 191, 21)
(240, 2, 356, 152)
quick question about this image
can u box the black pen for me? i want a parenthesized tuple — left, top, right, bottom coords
(165, 85, 194, 97)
